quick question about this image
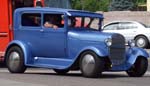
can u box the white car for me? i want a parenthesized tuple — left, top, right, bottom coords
(102, 21, 150, 48)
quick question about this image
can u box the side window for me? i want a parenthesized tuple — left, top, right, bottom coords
(104, 24, 118, 30)
(118, 23, 125, 30)
(128, 23, 138, 29)
(43, 14, 64, 29)
(119, 22, 138, 30)
(21, 13, 41, 27)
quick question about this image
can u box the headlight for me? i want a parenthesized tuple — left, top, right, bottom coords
(128, 39, 135, 47)
(105, 38, 112, 46)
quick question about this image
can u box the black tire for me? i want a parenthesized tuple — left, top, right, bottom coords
(135, 36, 148, 48)
(79, 51, 104, 78)
(53, 69, 69, 75)
(5, 46, 26, 73)
(126, 57, 148, 77)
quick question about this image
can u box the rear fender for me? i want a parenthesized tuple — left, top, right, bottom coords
(5, 40, 31, 65)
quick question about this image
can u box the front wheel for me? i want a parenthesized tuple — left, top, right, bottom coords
(126, 57, 148, 77)
(5, 46, 26, 73)
(80, 51, 104, 78)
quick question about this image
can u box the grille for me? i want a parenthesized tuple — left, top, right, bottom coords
(109, 34, 126, 66)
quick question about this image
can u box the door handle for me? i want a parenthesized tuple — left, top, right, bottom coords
(40, 29, 44, 32)
(0, 32, 8, 37)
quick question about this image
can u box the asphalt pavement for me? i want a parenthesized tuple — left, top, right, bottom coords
(0, 68, 150, 86)
(0, 49, 150, 86)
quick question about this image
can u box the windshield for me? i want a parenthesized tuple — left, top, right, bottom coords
(44, 0, 71, 9)
(68, 16, 102, 30)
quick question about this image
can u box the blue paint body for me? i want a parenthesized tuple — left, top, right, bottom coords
(5, 8, 149, 71)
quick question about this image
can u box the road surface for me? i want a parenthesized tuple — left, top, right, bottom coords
(0, 67, 150, 86)
(0, 49, 150, 86)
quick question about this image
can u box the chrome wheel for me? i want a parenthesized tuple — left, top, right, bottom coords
(8, 52, 20, 70)
(80, 51, 104, 78)
(135, 36, 148, 48)
(137, 38, 146, 47)
(6, 46, 26, 73)
(81, 54, 95, 75)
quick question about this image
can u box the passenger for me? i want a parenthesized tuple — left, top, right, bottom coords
(44, 15, 58, 29)
(44, 21, 58, 29)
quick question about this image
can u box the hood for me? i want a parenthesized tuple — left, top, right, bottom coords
(68, 29, 115, 42)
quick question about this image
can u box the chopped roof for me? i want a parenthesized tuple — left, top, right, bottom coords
(15, 7, 103, 18)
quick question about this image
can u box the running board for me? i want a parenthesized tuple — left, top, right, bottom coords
(27, 57, 73, 69)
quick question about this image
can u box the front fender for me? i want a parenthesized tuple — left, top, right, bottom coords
(126, 47, 149, 65)
(78, 46, 108, 57)
(5, 40, 31, 65)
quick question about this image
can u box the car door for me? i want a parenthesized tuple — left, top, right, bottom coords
(40, 13, 67, 58)
(19, 12, 43, 57)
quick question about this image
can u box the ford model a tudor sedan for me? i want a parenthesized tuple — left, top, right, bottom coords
(5, 8, 149, 78)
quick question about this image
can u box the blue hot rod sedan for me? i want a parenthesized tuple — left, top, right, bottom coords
(5, 7, 149, 78)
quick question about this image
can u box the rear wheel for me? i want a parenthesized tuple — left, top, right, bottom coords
(126, 57, 148, 77)
(6, 46, 26, 73)
(135, 36, 148, 48)
(80, 51, 104, 78)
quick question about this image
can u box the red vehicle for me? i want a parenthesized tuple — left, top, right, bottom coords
(0, 0, 71, 61)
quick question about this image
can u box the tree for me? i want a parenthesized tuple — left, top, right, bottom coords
(109, 0, 134, 11)
(44, 0, 71, 8)
(132, 0, 146, 10)
(71, 0, 110, 12)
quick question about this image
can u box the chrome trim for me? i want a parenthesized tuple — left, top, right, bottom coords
(0, 32, 8, 37)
